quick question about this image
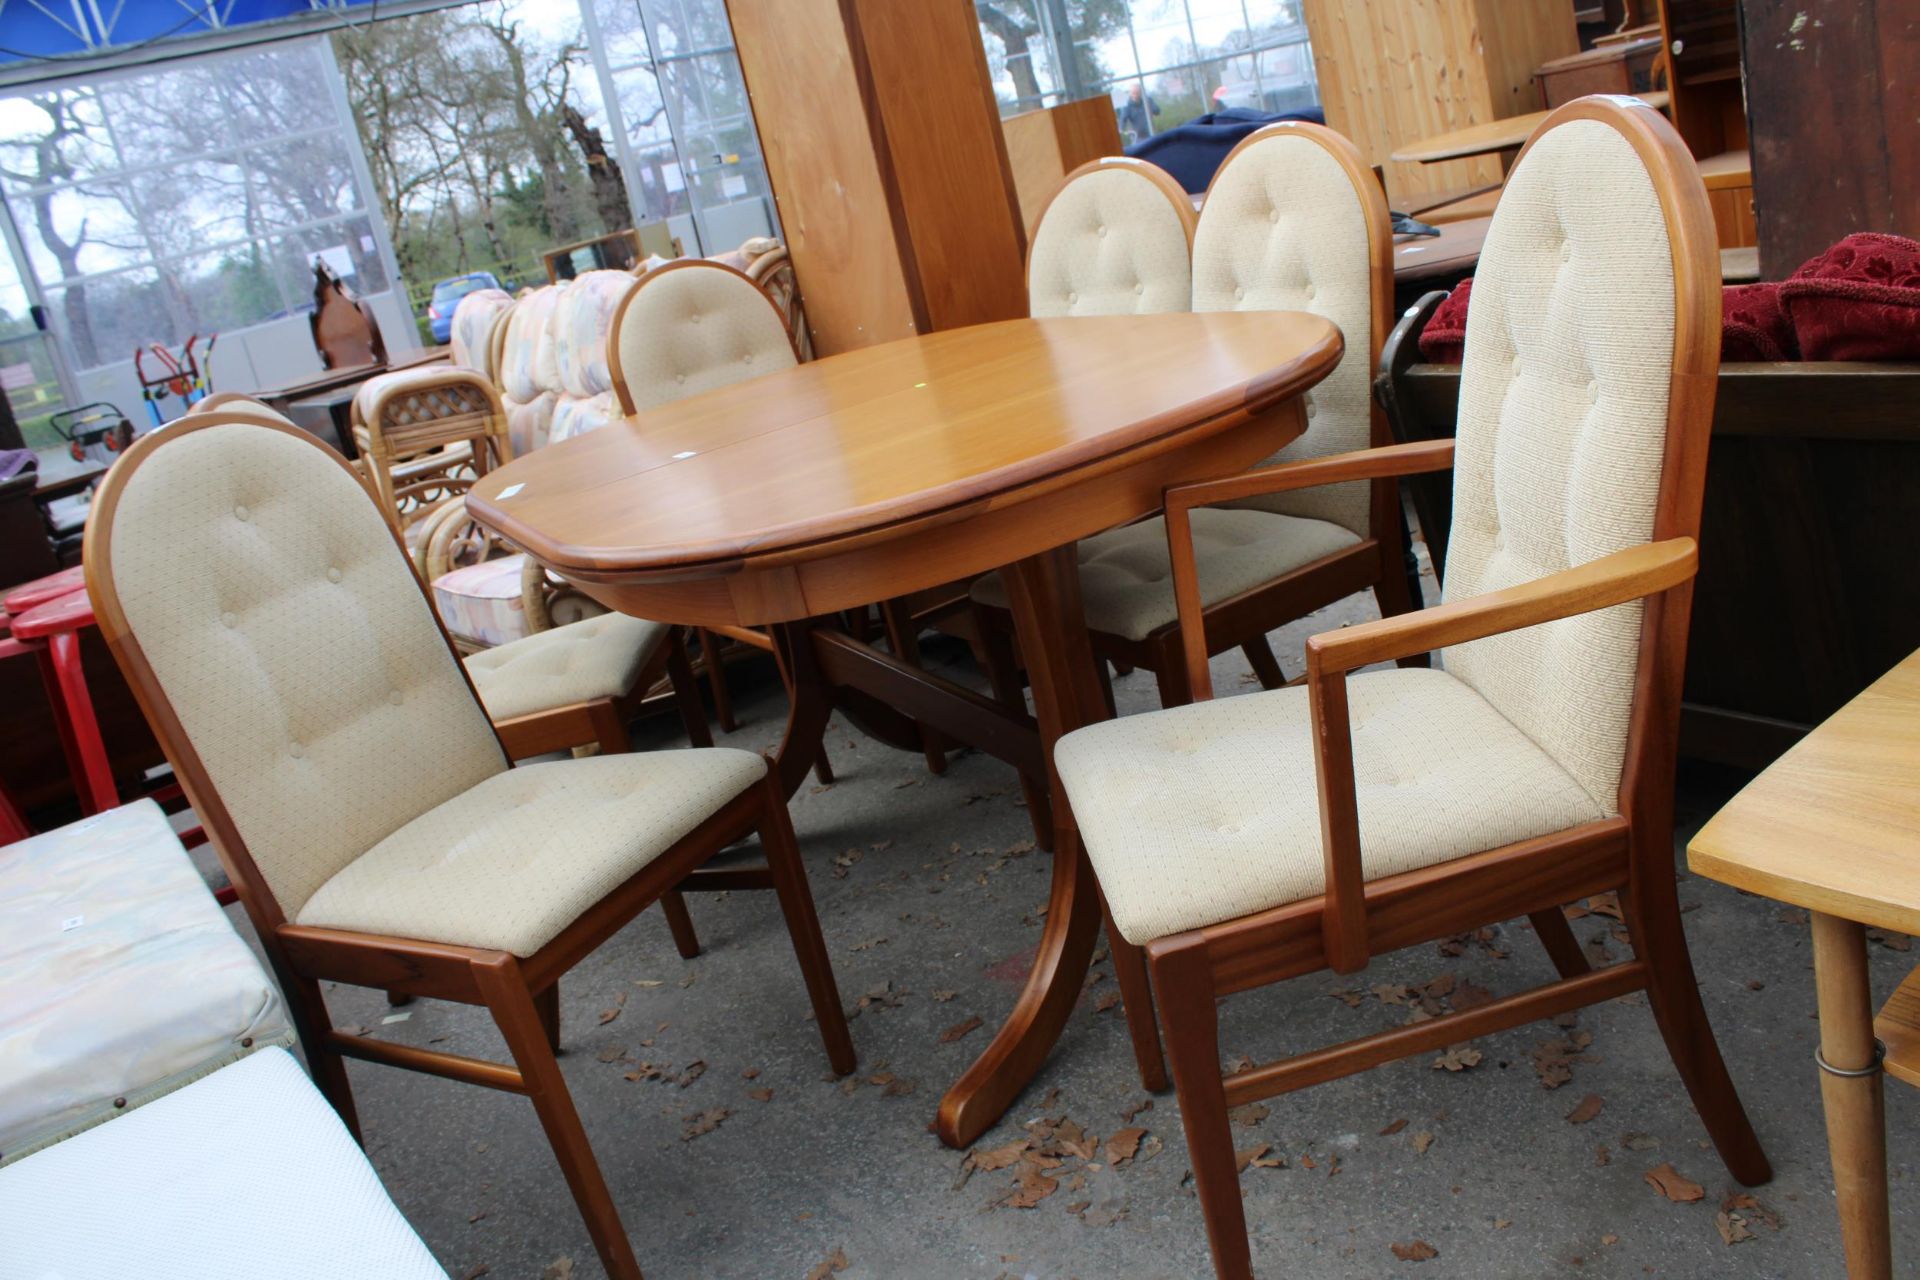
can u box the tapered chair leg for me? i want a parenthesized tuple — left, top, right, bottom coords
(756, 773, 856, 1075)
(695, 627, 737, 733)
(282, 969, 360, 1143)
(1626, 863, 1772, 1186)
(664, 631, 714, 749)
(474, 955, 642, 1280)
(1153, 940, 1253, 1280)
(1530, 907, 1592, 978)
(1104, 907, 1169, 1092)
(974, 604, 1053, 851)
(660, 891, 702, 959)
(534, 981, 562, 1053)
(1241, 636, 1286, 690)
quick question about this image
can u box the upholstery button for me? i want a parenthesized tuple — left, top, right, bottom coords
(742, 353, 753, 365)
(1096, 224, 1108, 238)
(233, 505, 250, 522)
(1268, 208, 1280, 223)
(1511, 356, 1523, 376)
(1233, 286, 1245, 300)
(220, 612, 237, 629)
(389, 690, 404, 706)
(1133, 282, 1144, 295)
(1305, 399, 1319, 421)
(675, 373, 687, 384)
(689, 313, 702, 325)
(1561, 242, 1573, 263)
(1305, 284, 1317, 301)
(326, 567, 342, 584)
(1587, 380, 1600, 403)
(288, 743, 304, 759)
(1067, 291, 1078, 303)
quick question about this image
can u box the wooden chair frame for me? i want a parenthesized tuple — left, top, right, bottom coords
(83, 413, 855, 1280)
(1142, 98, 1770, 1278)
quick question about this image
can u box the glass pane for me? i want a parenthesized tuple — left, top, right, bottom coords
(0, 88, 117, 184)
(42, 269, 179, 372)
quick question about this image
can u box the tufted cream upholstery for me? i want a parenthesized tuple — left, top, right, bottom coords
(610, 262, 796, 415)
(1192, 129, 1375, 538)
(98, 423, 507, 916)
(1056, 668, 1606, 943)
(1441, 118, 1676, 811)
(295, 750, 767, 955)
(1027, 160, 1192, 318)
(972, 509, 1358, 642)
(464, 612, 669, 722)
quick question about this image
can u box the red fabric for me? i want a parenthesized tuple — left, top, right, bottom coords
(1415, 278, 1472, 364)
(1721, 283, 1798, 362)
(1779, 232, 1920, 361)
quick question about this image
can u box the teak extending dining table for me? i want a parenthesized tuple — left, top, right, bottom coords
(467, 311, 1343, 1147)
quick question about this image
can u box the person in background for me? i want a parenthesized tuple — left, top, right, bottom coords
(1116, 81, 1160, 141)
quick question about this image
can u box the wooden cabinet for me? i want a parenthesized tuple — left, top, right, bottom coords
(1300, 0, 1578, 201)
(1002, 98, 1124, 240)
(726, 0, 1028, 357)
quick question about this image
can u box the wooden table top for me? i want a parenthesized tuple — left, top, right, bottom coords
(1394, 216, 1491, 283)
(467, 312, 1341, 580)
(1391, 91, 1670, 164)
(1689, 649, 1920, 934)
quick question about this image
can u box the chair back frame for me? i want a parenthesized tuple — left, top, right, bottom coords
(605, 258, 802, 418)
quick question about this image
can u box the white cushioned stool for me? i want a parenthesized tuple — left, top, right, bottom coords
(0, 1047, 445, 1279)
(0, 799, 294, 1165)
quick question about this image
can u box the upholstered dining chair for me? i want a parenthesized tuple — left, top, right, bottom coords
(974, 128, 1417, 717)
(1053, 97, 1770, 1279)
(84, 410, 855, 1280)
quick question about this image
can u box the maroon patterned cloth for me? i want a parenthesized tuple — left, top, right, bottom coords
(1778, 232, 1920, 361)
(1415, 278, 1472, 364)
(1721, 283, 1798, 362)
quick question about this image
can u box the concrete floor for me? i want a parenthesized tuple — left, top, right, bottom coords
(216, 590, 1919, 1280)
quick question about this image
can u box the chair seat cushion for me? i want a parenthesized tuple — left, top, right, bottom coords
(295, 750, 768, 956)
(431, 554, 532, 648)
(971, 509, 1360, 642)
(0, 800, 294, 1164)
(0, 1048, 444, 1279)
(464, 612, 669, 722)
(1055, 667, 1609, 944)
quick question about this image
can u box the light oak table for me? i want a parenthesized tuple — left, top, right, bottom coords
(1390, 91, 1671, 165)
(468, 311, 1340, 1148)
(1689, 648, 1920, 1280)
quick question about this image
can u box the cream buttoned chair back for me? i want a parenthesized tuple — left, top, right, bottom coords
(1192, 123, 1390, 540)
(1442, 111, 1703, 813)
(86, 415, 507, 918)
(1026, 157, 1195, 317)
(607, 260, 798, 417)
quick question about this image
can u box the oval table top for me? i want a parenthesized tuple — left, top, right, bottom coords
(1390, 91, 1670, 164)
(467, 312, 1342, 587)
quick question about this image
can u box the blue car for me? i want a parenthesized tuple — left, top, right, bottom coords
(425, 272, 504, 344)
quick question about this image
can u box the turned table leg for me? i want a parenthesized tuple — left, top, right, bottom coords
(1811, 911, 1892, 1280)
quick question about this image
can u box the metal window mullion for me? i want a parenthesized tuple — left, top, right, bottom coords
(318, 34, 404, 312)
(575, 0, 651, 235)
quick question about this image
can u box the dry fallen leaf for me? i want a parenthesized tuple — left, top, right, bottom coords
(1643, 1162, 1705, 1203)
(970, 1140, 1029, 1172)
(680, 1107, 729, 1141)
(1094, 991, 1122, 1014)
(1412, 1131, 1435, 1154)
(1722, 1192, 1782, 1231)
(1106, 1126, 1147, 1166)
(540, 1259, 574, 1280)
(458, 1265, 489, 1280)
(1228, 1102, 1270, 1128)
(1233, 1143, 1270, 1173)
(747, 1087, 774, 1102)
(1432, 1045, 1483, 1072)
(741, 1067, 760, 1080)
(1379, 1118, 1409, 1136)
(677, 1060, 707, 1088)
(1121, 1097, 1154, 1123)
(1566, 1094, 1604, 1125)
(932, 989, 957, 1002)
(1391, 1240, 1439, 1262)
(941, 1015, 983, 1043)
(804, 1246, 850, 1280)
(595, 1044, 628, 1064)
(1715, 1211, 1754, 1245)
(1007, 1162, 1059, 1208)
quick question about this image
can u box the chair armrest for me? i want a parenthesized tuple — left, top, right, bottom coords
(1304, 537, 1698, 677)
(1303, 536, 1697, 975)
(1163, 439, 1456, 700)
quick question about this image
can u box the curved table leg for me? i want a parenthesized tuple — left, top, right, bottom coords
(768, 620, 835, 798)
(939, 545, 1111, 1149)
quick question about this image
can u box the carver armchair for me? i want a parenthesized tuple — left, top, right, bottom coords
(1054, 97, 1770, 1279)
(84, 410, 854, 1280)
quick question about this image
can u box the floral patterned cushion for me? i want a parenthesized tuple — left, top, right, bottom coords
(431, 554, 532, 648)
(506, 390, 558, 455)
(550, 391, 618, 444)
(0, 800, 295, 1164)
(449, 288, 514, 378)
(498, 285, 562, 406)
(552, 270, 637, 401)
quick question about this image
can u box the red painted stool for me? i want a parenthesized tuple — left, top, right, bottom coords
(3, 566, 87, 619)
(5, 586, 229, 902)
